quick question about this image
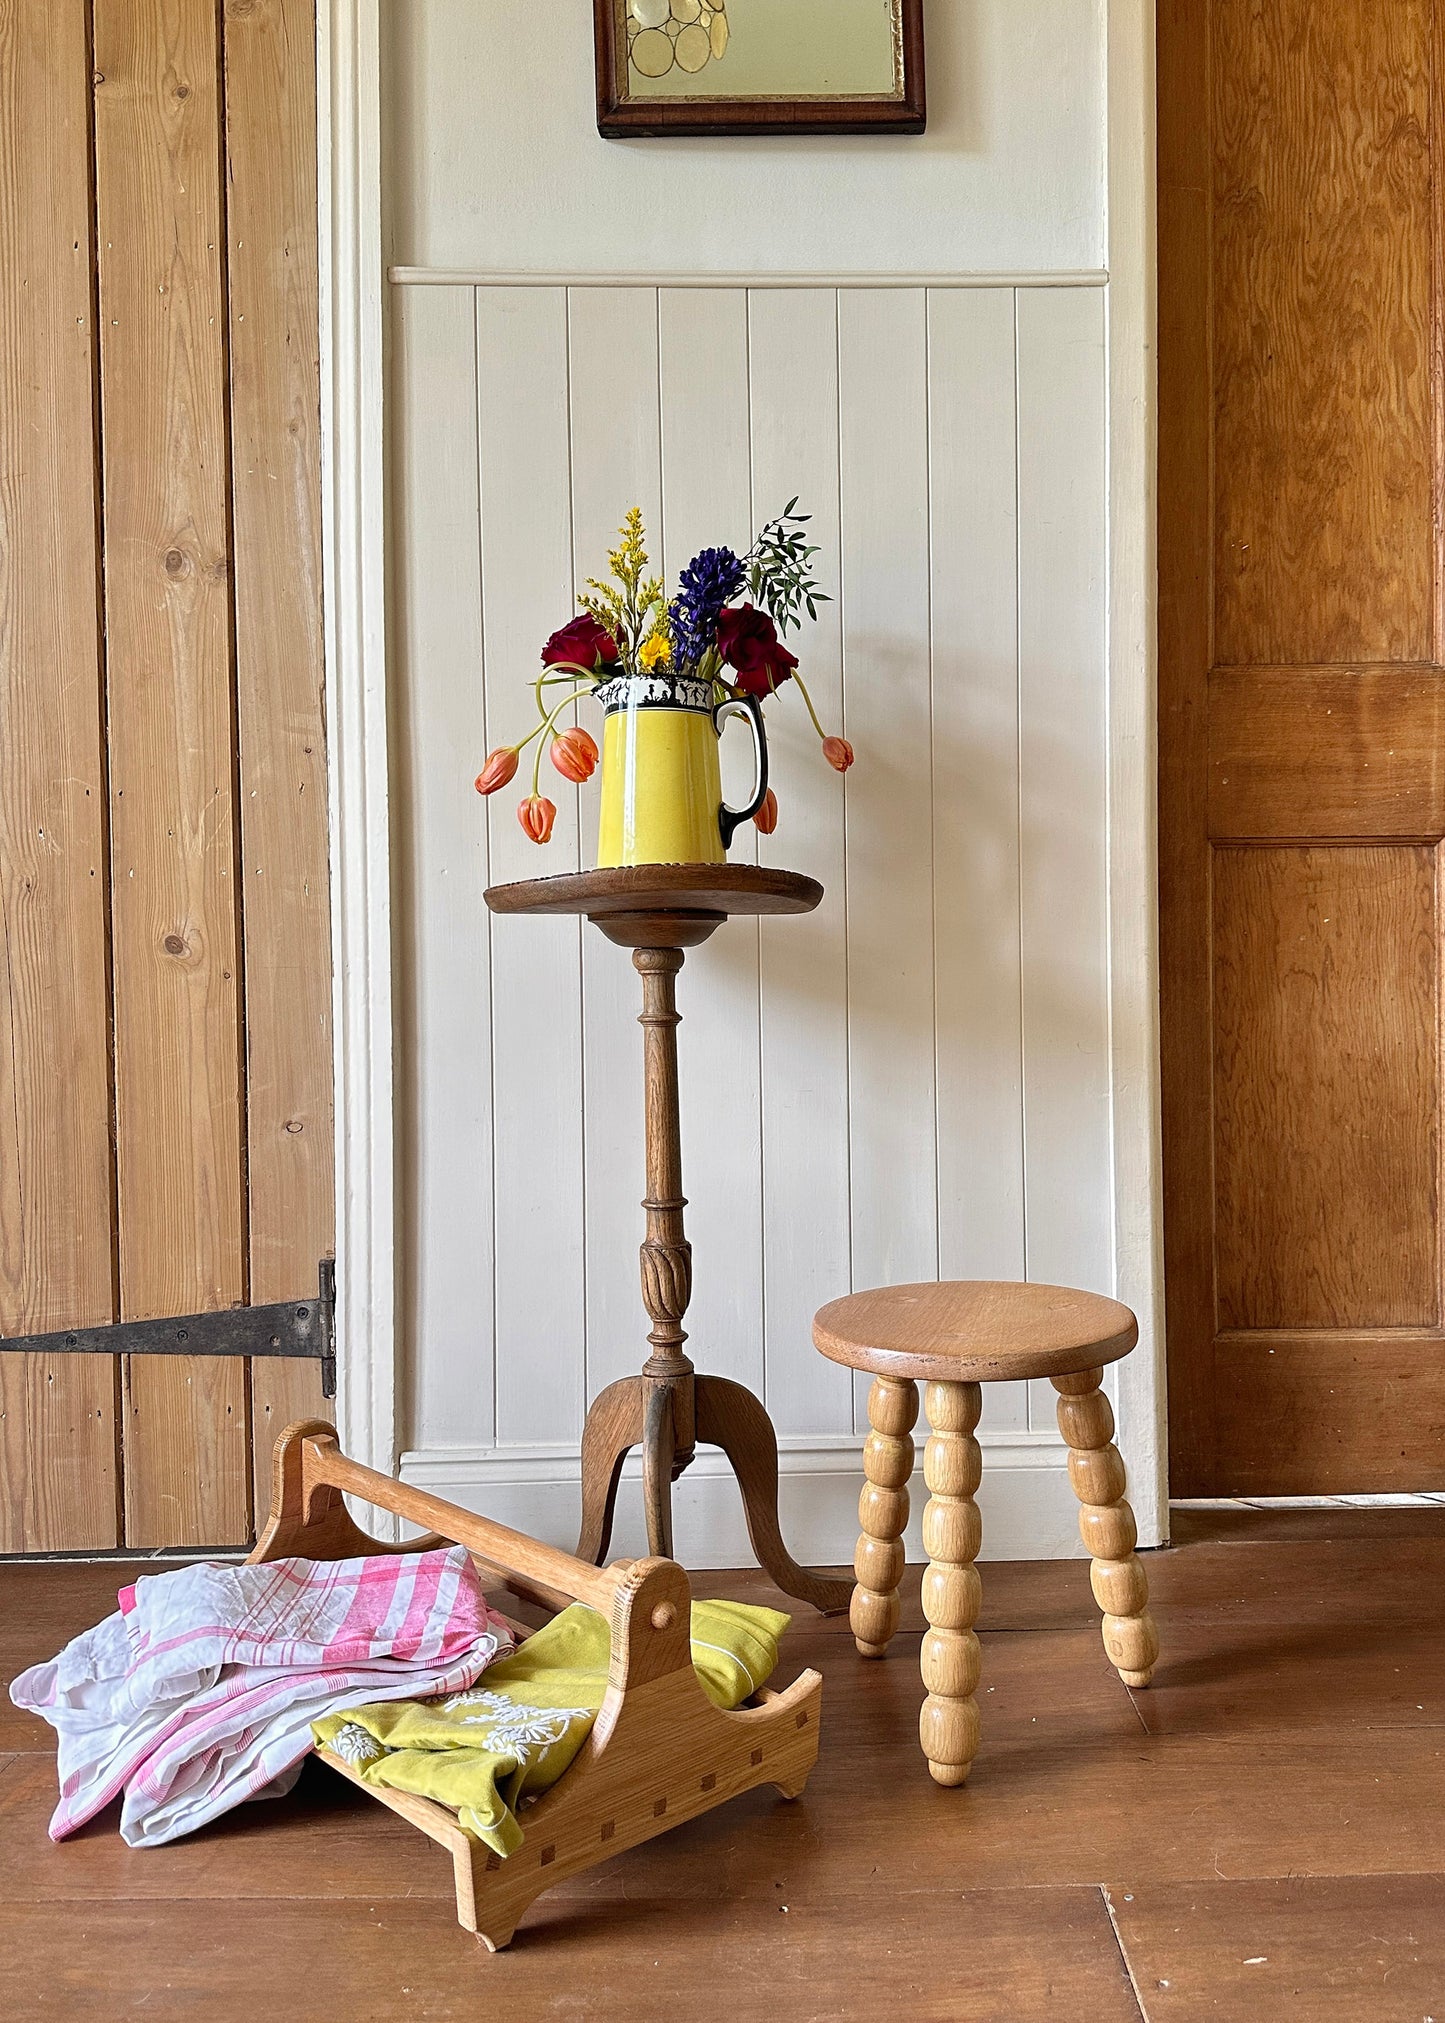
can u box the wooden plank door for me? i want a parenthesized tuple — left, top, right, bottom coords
(0, 0, 332, 1552)
(1159, 0, 1445, 1492)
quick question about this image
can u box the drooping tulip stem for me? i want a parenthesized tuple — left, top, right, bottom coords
(530, 682, 595, 796)
(790, 668, 830, 743)
(533, 661, 596, 730)
(508, 691, 586, 762)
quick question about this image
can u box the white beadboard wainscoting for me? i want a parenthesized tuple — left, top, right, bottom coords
(389, 274, 1139, 1565)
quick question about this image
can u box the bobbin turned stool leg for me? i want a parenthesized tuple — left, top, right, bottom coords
(1052, 1368, 1158, 1688)
(851, 1377, 917, 1657)
(919, 1379, 983, 1786)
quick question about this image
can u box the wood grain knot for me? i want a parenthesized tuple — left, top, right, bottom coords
(163, 934, 187, 956)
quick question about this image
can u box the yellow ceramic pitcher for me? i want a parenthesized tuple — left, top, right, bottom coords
(595, 671, 769, 868)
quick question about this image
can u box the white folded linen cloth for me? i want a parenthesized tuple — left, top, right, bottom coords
(11, 1546, 512, 1847)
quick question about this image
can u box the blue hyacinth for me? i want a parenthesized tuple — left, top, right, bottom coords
(668, 545, 746, 669)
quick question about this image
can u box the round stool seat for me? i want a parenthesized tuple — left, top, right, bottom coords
(813, 1279, 1137, 1385)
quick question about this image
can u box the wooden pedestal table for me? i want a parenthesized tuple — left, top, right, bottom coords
(813, 1279, 1161, 1783)
(486, 865, 852, 1614)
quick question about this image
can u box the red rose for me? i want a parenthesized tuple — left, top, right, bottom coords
(715, 604, 798, 698)
(542, 614, 619, 670)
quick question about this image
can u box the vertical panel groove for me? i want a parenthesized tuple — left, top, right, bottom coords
(1013, 288, 1029, 1289)
(924, 288, 941, 1288)
(213, 0, 251, 1324)
(746, 289, 767, 1406)
(489, 285, 503, 1451)
(87, 0, 126, 1538)
(833, 288, 858, 1437)
(213, 0, 254, 1532)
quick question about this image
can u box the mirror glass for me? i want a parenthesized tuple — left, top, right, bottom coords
(620, 0, 903, 102)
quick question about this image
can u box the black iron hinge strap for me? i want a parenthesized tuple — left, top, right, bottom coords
(0, 1258, 336, 1398)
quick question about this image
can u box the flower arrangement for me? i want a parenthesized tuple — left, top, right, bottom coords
(474, 504, 853, 845)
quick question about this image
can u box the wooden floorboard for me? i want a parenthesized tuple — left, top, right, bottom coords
(1169, 1502, 1445, 1545)
(0, 1515, 1442, 2017)
(0, 1888, 1146, 2023)
(1106, 1874, 1445, 2021)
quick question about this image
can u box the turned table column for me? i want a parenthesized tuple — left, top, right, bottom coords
(634, 945, 695, 1559)
(486, 865, 852, 1612)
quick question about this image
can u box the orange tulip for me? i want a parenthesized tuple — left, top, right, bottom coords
(753, 787, 779, 835)
(821, 735, 854, 773)
(517, 794, 557, 844)
(550, 725, 600, 784)
(474, 746, 519, 795)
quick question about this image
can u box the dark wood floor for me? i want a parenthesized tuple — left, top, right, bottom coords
(3, 1508, 1444, 2020)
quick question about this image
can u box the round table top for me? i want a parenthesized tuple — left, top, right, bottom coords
(813, 1280, 1138, 1385)
(485, 865, 823, 948)
(485, 864, 823, 920)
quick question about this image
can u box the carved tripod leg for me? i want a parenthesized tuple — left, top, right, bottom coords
(694, 1375, 854, 1614)
(919, 1380, 983, 1787)
(641, 1381, 678, 1561)
(1052, 1368, 1159, 1688)
(851, 1377, 917, 1657)
(575, 1376, 645, 1566)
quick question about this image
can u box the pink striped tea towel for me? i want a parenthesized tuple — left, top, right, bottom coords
(10, 1546, 512, 1847)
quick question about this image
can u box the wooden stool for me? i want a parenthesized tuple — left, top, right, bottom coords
(813, 1280, 1159, 1787)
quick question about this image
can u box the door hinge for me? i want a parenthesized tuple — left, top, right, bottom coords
(0, 1258, 337, 1399)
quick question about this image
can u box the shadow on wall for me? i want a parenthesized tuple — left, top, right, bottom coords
(702, 645, 1106, 1079)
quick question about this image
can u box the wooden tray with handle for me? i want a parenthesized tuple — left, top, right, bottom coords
(249, 1420, 823, 1951)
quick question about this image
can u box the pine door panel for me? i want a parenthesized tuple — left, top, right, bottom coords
(222, 0, 334, 1517)
(0, 0, 120, 1551)
(94, 0, 250, 1547)
(1210, 670, 1445, 838)
(1210, 0, 1437, 668)
(0, 0, 331, 1550)
(1211, 845, 1439, 1332)
(1160, 0, 1445, 1492)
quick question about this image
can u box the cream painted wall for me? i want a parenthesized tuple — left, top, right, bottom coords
(380, 0, 1160, 1567)
(384, 0, 1106, 275)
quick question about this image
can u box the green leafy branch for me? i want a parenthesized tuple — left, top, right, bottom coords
(745, 499, 831, 636)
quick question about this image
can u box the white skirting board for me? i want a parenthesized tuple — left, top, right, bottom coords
(399, 1435, 1095, 1568)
